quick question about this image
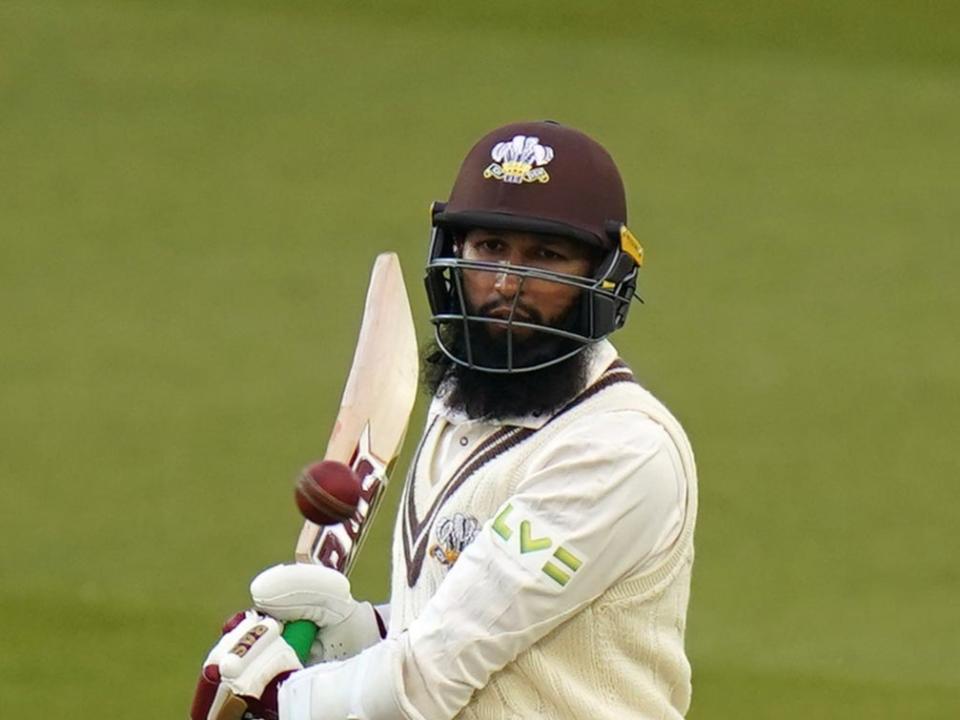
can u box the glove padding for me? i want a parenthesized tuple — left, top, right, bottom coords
(191, 610, 303, 720)
(251, 563, 385, 662)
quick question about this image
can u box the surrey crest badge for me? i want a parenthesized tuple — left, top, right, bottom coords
(430, 513, 480, 568)
(484, 135, 554, 184)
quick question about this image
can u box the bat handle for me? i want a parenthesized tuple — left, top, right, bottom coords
(282, 619, 318, 664)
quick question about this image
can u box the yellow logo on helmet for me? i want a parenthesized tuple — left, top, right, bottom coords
(620, 225, 644, 268)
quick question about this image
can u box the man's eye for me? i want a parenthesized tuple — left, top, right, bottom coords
(538, 249, 565, 261)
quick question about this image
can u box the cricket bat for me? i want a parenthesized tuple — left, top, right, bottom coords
(282, 252, 419, 660)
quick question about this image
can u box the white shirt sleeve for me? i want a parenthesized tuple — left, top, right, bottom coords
(278, 410, 687, 720)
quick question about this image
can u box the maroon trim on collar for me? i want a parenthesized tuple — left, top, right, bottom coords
(540, 358, 636, 430)
(403, 422, 516, 552)
(401, 415, 441, 552)
(403, 425, 530, 587)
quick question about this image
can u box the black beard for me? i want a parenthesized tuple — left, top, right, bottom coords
(422, 317, 592, 422)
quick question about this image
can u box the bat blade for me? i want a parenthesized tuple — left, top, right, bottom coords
(294, 252, 418, 571)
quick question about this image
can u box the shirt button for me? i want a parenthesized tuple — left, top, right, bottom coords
(459, 436, 469, 447)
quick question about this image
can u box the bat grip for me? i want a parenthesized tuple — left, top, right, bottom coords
(282, 619, 318, 664)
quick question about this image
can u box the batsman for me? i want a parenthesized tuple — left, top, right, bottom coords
(192, 121, 699, 719)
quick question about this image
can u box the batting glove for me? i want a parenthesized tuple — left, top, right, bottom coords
(190, 610, 303, 720)
(251, 563, 386, 663)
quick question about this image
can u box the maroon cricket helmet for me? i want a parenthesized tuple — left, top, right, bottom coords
(433, 120, 628, 248)
(425, 121, 644, 374)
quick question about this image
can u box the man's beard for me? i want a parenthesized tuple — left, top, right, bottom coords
(422, 303, 593, 422)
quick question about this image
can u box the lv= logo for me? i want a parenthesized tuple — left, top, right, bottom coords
(492, 503, 583, 586)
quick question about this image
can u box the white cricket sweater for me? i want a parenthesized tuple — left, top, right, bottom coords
(386, 350, 699, 719)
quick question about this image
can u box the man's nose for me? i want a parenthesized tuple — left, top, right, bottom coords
(493, 262, 522, 298)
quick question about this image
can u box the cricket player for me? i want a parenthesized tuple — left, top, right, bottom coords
(192, 121, 698, 719)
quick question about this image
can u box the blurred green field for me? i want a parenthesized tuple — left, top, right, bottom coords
(1, 1, 958, 717)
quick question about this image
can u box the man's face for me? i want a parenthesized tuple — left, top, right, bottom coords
(459, 228, 596, 339)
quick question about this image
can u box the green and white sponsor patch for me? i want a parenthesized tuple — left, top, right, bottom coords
(491, 503, 586, 588)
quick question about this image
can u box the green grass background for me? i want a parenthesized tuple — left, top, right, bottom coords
(1, 1, 957, 717)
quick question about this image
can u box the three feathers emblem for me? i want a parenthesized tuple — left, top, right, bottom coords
(484, 134, 554, 184)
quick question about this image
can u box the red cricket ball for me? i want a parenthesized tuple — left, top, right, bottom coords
(294, 460, 362, 526)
